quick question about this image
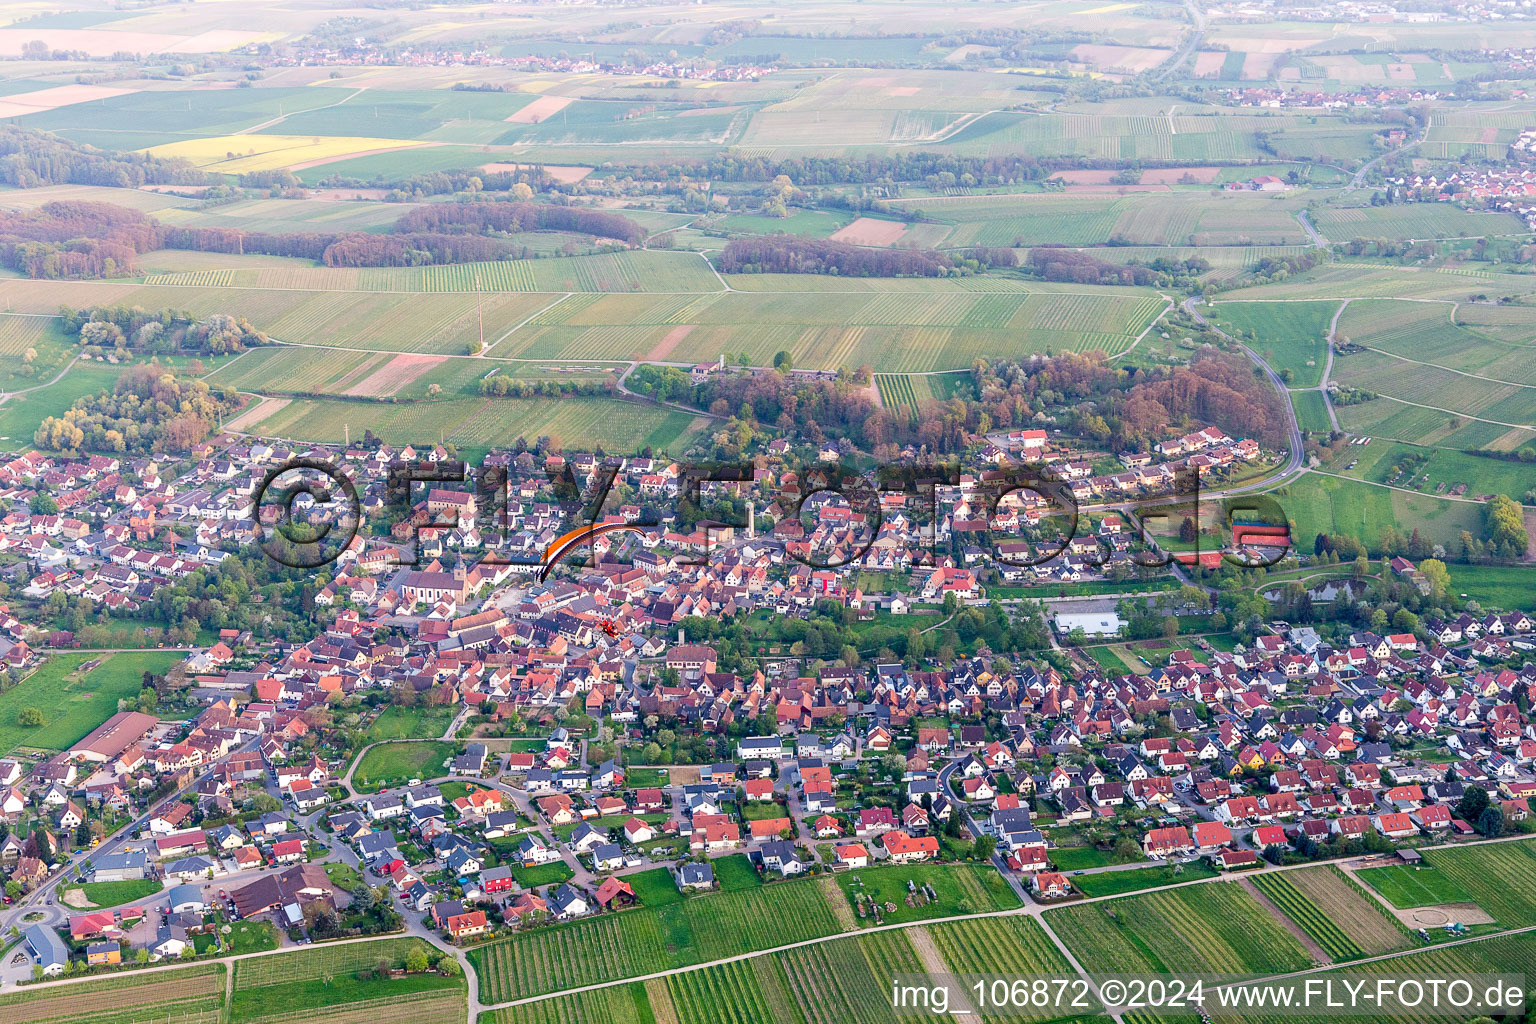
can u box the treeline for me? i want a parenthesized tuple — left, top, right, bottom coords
(312, 166, 562, 199)
(60, 305, 271, 356)
(478, 375, 615, 397)
(1237, 251, 1320, 286)
(1026, 247, 1211, 287)
(394, 201, 644, 244)
(34, 364, 239, 454)
(600, 150, 1270, 187)
(0, 126, 208, 189)
(719, 236, 952, 277)
(0, 202, 160, 278)
(1027, 247, 1160, 286)
(160, 225, 334, 261)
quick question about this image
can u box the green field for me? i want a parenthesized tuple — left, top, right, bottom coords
(1310, 202, 1527, 241)
(898, 191, 1310, 247)
(1050, 881, 1314, 977)
(230, 937, 462, 1023)
(626, 867, 687, 907)
(927, 915, 1084, 995)
(64, 878, 164, 908)
(468, 876, 843, 1003)
(838, 863, 1020, 926)
(1446, 564, 1536, 611)
(1413, 839, 1536, 925)
(776, 929, 931, 1024)
(1213, 300, 1338, 388)
(0, 651, 182, 757)
(1356, 864, 1476, 908)
(1070, 862, 1218, 898)
(1271, 471, 1484, 556)
(1251, 873, 1363, 960)
(365, 705, 458, 742)
(1215, 930, 1536, 1024)
(509, 860, 575, 888)
(713, 853, 765, 891)
(487, 983, 655, 1024)
(1290, 390, 1332, 433)
(0, 358, 126, 447)
(352, 741, 459, 791)
(495, 287, 1165, 369)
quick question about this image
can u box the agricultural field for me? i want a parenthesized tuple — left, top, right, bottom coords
(895, 191, 1309, 248)
(497, 288, 1164, 370)
(0, 312, 73, 390)
(837, 863, 1020, 926)
(231, 938, 462, 1022)
(422, 251, 721, 294)
(1219, 265, 1536, 303)
(1049, 881, 1314, 978)
(1212, 300, 1338, 388)
(667, 956, 806, 1024)
(234, 395, 706, 458)
(1413, 839, 1536, 926)
(0, 965, 226, 1024)
(1216, 931, 1536, 1024)
(236, 991, 465, 1024)
(927, 914, 1079, 984)
(351, 741, 459, 791)
(0, 651, 182, 757)
(1251, 868, 1411, 961)
(776, 930, 930, 1024)
(488, 983, 655, 1024)
(1069, 862, 1218, 898)
(144, 134, 430, 174)
(1309, 202, 1527, 242)
(468, 877, 845, 1003)
(874, 371, 975, 414)
(1268, 472, 1485, 557)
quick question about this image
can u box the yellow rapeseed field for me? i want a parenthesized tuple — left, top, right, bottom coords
(143, 134, 425, 173)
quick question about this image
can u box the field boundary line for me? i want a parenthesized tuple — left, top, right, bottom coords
(1117, 293, 1174, 358)
(1331, 392, 1533, 431)
(236, 87, 369, 135)
(1353, 344, 1536, 391)
(481, 292, 574, 356)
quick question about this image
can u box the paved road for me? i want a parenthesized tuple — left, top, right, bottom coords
(1183, 297, 1307, 490)
(1296, 209, 1327, 247)
(1347, 122, 1429, 191)
(1151, 0, 1206, 82)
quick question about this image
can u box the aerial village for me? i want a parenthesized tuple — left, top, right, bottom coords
(0, 420, 1531, 982)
